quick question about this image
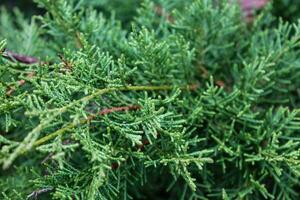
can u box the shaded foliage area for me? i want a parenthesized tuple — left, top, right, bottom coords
(272, 0, 300, 22)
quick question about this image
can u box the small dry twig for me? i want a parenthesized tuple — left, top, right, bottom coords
(154, 5, 174, 24)
(26, 187, 53, 200)
(2, 50, 39, 64)
(6, 72, 35, 96)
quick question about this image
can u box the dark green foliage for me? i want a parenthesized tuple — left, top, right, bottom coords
(0, 0, 300, 199)
(273, 0, 300, 22)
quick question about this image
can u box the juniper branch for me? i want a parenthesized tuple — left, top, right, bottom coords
(2, 83, 198, 169)
(1, 1, 300, 199)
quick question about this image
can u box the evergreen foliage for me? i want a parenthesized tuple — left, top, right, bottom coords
(0, 0, 300, 199)
(273, 0, 300, 22)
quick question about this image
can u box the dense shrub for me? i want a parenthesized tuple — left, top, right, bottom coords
(0, 0, 300, 199)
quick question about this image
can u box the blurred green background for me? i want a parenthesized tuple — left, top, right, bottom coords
(0, 0, 300, 22)
(0, 0, 42, 16)
(272, 0, 300, 21)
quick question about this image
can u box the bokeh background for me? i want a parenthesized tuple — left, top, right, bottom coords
(0, 0, 300, 22)
(0, 0, 42, 16)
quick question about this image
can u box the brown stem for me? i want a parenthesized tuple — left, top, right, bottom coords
(75, 31, 84, 49)
(58, 54, 73, 71)
(6, 72, 35, 96)
(2, 50, 39, 64)
(27, 187, 53, 199)
(155, 5, 174, 24)
(98, 105, 141, 116)
(34, 105, 142, 148)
